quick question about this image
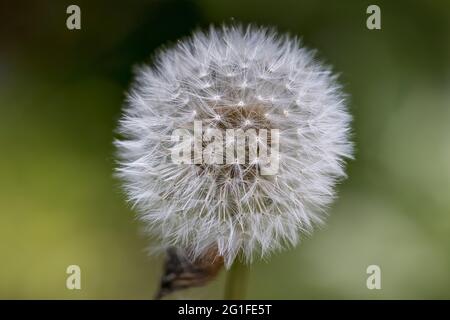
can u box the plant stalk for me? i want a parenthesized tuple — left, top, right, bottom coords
(224, 260, 248, 300)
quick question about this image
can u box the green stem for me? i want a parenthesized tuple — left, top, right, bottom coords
(224, 260, 248, 300)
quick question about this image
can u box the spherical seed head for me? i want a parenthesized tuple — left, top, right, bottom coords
(116, 24, 353, 267)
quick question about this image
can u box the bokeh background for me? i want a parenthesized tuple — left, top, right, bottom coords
(1, 0, 449, 299)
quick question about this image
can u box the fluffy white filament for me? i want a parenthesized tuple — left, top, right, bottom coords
(116, 25, 353, 267)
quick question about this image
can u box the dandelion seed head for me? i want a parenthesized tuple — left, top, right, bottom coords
(116, 24, 353, 267)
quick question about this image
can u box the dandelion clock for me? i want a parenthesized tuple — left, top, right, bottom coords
(115, 24, 353, 299)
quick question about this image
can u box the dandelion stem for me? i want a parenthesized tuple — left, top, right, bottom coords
(224, 260, 248, 300)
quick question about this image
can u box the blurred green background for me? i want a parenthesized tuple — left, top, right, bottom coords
(0, 0, 449, 299)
